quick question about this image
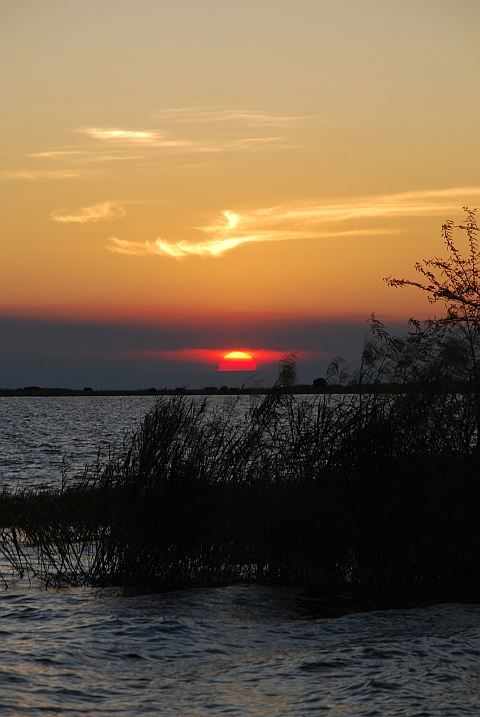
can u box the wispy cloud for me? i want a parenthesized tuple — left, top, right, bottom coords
(124, 348, 321, 365)
(29, 150, 85, 158)
(20, 109, 308, 172)
(107, 186, 480, 259)
(86, 129, 155, 142)
(83, 127, 199, 150)
(52, 202, 125, 224)
(82, 116, 289, 153)
(108, 228, 394, 259)
(30, 149, 141, 164)
(153, 107, 314, 127)
(83, 126, 285, 153)
(2, 170, 81, 180)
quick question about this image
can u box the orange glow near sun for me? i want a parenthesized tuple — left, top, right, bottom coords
(219, 351, 257, 371)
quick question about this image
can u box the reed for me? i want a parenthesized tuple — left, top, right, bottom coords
(1, 348, 479, 609)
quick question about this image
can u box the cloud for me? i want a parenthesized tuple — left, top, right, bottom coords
(153, 107, 314, 127)
(19, 109, 319, 180)
(52, 202, 125, 224)
(83, 127, 198, 150)
(24, 110, 306, 171)
(86, 129, 154, 142)
(29, 151, 85, 158)
(82, 121, 287, 154)
(124, 348, 322, 365)
(29, 149, 141, 164)
(107, 186, 480, 259)
(2, 170, 80, 180)
(108, 228, 394, 259)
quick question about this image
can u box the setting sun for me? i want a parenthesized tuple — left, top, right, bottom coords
(219, 351, 257, 371)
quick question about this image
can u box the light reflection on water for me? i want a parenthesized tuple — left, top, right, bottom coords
(0, 583, 479, 716)
(0, 396, 159, 490)
(1, 397, 480, 715)
(0, 395, 256, 491)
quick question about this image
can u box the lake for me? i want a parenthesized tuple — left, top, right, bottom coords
(1, 396, 479, 716)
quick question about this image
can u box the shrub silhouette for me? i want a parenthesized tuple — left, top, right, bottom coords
(385, 207, 480, 438)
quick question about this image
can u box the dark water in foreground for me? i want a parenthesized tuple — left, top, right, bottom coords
(1, 582, 479, 716)
(1, 397, 480, 715)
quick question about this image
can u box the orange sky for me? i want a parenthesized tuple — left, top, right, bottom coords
(1, 1, 480, 387)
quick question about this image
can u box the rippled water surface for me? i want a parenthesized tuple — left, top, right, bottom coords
(1, 397, 479, 715)
(0, 396, 158, 489)
(1, 583, 479, 716)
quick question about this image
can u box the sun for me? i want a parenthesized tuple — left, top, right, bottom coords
(219, 351, 257, 371)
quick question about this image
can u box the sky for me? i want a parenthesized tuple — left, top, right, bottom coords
(1, 0, 479, 388)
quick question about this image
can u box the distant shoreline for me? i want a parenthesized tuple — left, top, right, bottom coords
(0, 386, 338, 397)
(0, 383, 469, 397)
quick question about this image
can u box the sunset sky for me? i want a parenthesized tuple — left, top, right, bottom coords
(1, 0, 479, 388)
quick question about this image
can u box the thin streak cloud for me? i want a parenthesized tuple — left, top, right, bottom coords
(82, 126, 286, 153)
(108, 229, 395, 259)
(86, 129, 156, 142)
(124, 348, 322, 365)
(2, 170, 81, 180)
(83, 127, 196, 150)
(52, 202, 125, 224)
(29, 150, 138, 164)
(24, 109, 304, 170)
(29, 151, 85, 158)
(107, 187, 480, 259)
(154, 107, 314, 127)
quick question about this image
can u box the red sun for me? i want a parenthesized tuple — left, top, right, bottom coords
(219, 351, 257, 371)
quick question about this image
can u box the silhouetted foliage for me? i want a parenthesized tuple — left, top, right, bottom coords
(385, 206, 480, 438)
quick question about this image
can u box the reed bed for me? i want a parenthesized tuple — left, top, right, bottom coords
(1, 345, 479, 611)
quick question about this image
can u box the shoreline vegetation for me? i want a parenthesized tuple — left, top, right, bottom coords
(0, 210, 479, 616)
(1, 382, 474, 397)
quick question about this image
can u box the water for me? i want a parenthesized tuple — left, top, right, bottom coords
(1, 397, 479, 715)
(1, 583, 479, 716)
(0, 395, 251, 490)
(0, 396, 159, 490)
